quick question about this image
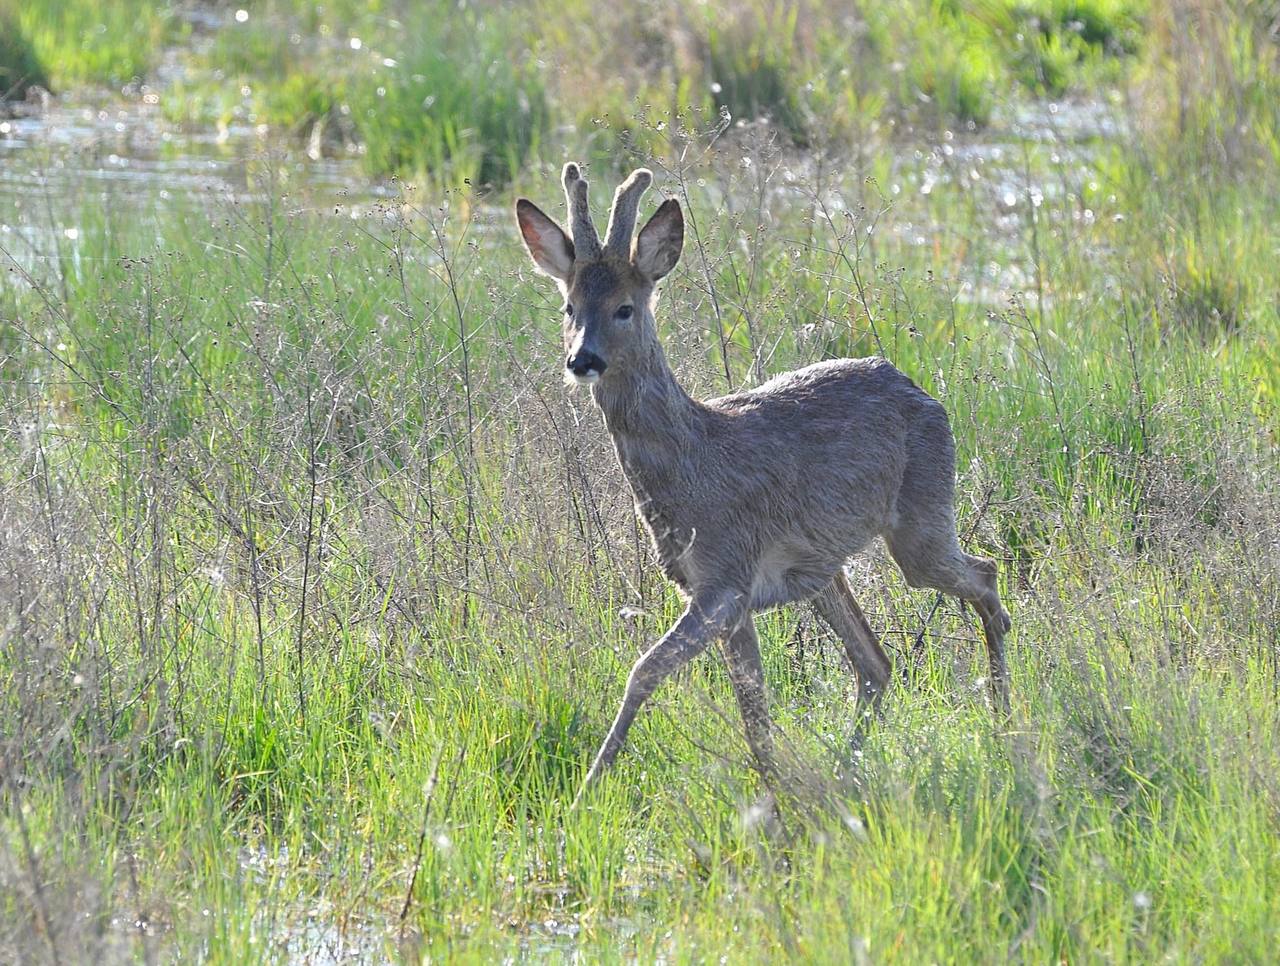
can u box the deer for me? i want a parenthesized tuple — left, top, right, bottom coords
(515, 163, 1012, 803)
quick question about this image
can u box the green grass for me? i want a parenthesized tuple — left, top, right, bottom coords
(0, 0, 177, 90)
(3, 0, 1280, 961)
(0, 10, 47, 101)
(3, 129, 1278, 956)
(350, 5, 551, 187)
(3, 0, 1154, 178)
(161, 1, 549, 185)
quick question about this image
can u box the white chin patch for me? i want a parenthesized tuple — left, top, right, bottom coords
(564, 369, 601, 387)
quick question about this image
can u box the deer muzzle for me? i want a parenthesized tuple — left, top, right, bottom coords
(566, 349, 606, 385)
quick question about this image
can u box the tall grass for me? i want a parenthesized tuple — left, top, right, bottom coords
(2, 0, 1279, 960)
(351, 6, 551, 186)
(4, 122, 1278, 957)
(0, 11, 47, 102)
(4, 0, 1153, 179)
(0, 0, 176, 90)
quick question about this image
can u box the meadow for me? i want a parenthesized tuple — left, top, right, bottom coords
(2, 0, 1279, 962)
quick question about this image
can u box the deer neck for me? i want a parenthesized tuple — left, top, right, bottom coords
(592, 335, 697, 459)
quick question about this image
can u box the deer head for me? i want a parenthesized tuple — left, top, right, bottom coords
(516, 163, 684, 386)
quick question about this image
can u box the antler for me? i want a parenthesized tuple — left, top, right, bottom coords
(562, 163, 602, 259)
(604, 168, 653, 256)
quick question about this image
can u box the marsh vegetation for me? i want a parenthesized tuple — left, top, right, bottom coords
(2, 0, 1278, 961)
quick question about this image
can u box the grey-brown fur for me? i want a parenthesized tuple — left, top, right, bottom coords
(516, 164, 1012, 801)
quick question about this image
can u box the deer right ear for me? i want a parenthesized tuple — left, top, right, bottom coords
(634, 198, 683, 281)
(516, 199, 574, 281)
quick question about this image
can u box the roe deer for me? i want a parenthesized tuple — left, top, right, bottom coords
(516, 164, 1011, 800)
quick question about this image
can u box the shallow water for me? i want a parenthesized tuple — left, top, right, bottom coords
(1, 82, 1120, 291)
(0, 100, 366, 201)
(0, 85, 386, 287)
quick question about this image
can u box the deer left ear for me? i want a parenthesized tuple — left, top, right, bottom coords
(634, 199, 683, 281)
(517, 198, 575, 281)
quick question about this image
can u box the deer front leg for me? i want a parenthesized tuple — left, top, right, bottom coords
(576, 591, 743, 805)
(724, 617, 776, 779)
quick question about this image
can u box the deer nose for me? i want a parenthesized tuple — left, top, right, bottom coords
(567, 351, 606, 377)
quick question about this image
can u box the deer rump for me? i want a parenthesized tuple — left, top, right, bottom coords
(616, 357, 952, 613)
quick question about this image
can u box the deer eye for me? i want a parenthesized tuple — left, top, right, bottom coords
(562, 303, 574, 317)
(615, 304, 634, 321)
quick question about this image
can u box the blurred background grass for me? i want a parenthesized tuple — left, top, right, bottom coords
(2, 0, 1159, 178)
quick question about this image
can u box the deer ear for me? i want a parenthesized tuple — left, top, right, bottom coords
(634, 198, 683, 281)
(516, 199, 574, 281)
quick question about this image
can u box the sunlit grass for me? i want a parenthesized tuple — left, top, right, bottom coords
(4, 0, 1154, 177)
(1, 0, 177, 90)
(3, 124, 1277, 953)
(2, 0, 1279, 960)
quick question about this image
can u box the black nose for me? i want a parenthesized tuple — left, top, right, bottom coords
(567, 351, 606, 377)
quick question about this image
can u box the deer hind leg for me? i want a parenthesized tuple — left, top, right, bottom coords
(813, 572, 894, 704)
(575, 591, 744, 804)
(723, 617, 776, 778)
(885, 522, 1012, 708)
